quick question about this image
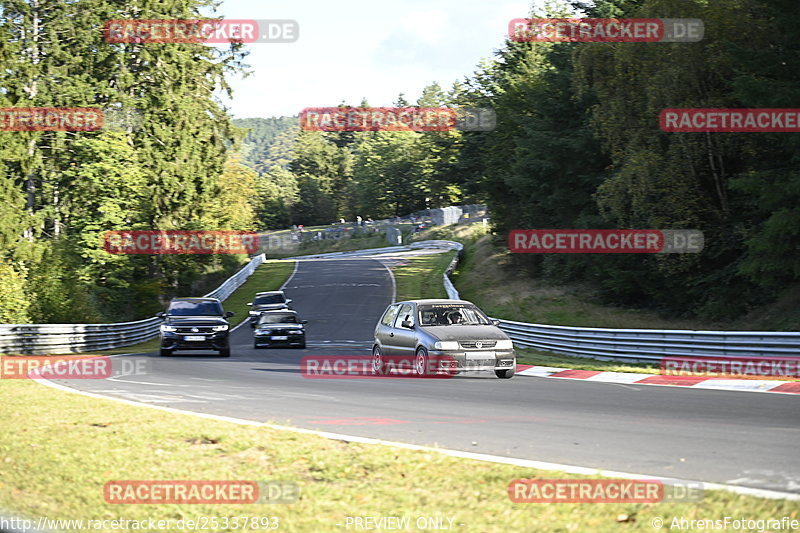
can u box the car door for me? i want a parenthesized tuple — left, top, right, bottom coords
(391, 303, 418, 359)
(375, 304, 400, 355)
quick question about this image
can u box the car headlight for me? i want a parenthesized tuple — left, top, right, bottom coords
(211, 325, 228, 331)
(160, 325, 177, 332)
(288, 330, 303, 335)
(433, 341, 459, 350)
(495, 339, 513, 350)
(249, 310, 258, 316)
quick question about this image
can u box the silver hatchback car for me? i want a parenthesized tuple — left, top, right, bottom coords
(372, 299, 516, 378)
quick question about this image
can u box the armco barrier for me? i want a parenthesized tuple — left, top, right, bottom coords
(0, 253, 266, 355)
(495, 320, 800, 362)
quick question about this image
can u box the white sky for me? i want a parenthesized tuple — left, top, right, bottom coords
(215, 0, 537, 118)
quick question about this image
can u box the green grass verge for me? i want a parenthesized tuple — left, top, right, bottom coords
(96, 261, 295, 355)
(393, 251, 455, 301)
(515, 348, 660, 374)
(2, 379, 796, 532)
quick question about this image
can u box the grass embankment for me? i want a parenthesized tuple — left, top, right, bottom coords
(393, 251, 455, 301)
(97, 261, 295, 355)
(2, 379, 796, 533)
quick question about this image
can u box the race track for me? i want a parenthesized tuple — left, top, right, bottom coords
(47, 257, 800, 495)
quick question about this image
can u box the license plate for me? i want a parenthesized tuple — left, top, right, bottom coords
(271, 336, 288, 341)
(184, 335, 205, 341)
(466, 351, 495, 359)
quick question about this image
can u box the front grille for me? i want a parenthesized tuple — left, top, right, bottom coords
(175, 327, 215, 334)
(460, 340, 497, 349)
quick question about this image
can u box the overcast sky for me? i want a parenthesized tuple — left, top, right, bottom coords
(216, 0, 539, 119)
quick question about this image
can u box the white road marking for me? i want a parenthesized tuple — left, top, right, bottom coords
(107, 377, 184, 386)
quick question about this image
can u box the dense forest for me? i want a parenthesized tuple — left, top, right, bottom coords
(0, 0, 798, 325)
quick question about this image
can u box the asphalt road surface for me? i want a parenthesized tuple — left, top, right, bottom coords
(48, 257, 800, 495)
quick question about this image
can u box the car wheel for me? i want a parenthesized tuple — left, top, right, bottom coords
(159, 348, 172, 357)
(372, 345, 387, 375)
(219, 347, 231, 357)
(415, 347, 430, 376)
(495, 368, 514, 379)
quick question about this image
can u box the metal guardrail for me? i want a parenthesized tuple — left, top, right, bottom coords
(0, 254, 266, 355)
(496, 320, 800, 362)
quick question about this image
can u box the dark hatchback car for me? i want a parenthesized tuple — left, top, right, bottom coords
(247, 291, 292, 327)
(253, 310, 307, 349)
(373, 299, 516, 378)
(156, 298, 234, 357)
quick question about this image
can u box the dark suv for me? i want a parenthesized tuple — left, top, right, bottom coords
(156, 298, 234, 357)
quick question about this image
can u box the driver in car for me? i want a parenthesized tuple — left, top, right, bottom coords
(448, 311, 463, 325)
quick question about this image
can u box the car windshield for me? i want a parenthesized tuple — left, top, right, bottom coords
(258, 313, 297, 324)
(418, 305, 491, 326)
(254, 294, 285, 305)
(167, 301, 223, 316)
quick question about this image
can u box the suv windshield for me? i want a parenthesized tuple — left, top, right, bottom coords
(167, 300, 223, 316)
(258, 313, 297, 324)
(254, 294, 285, 305)
(418, 305, 491, 326)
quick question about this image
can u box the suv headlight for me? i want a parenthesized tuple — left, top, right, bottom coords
(495, 339, 513, 350)
(288, 329, 303, 335)
(160, 325, 177, 332)
(433, 341, 459, 351)
(211, 325, 228, 331)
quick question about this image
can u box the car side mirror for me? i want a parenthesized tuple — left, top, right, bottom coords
(301, 320, 308, 324)
(286, 299, 293, 304)
(401, 320, 414, 329)
(246, 302, 252, 306)
(492, 319, 500, 326)
(155, 312, 165, 318)
(226, 311, 235, 317)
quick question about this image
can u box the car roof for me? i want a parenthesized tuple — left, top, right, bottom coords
(255, 291, 285, 296)
(169, 297, 221, 303)
(259, 309, 298, 314)
(396, 299, 474, 305)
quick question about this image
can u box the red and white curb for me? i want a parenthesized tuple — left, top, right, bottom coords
(516, 365, 800, 395)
